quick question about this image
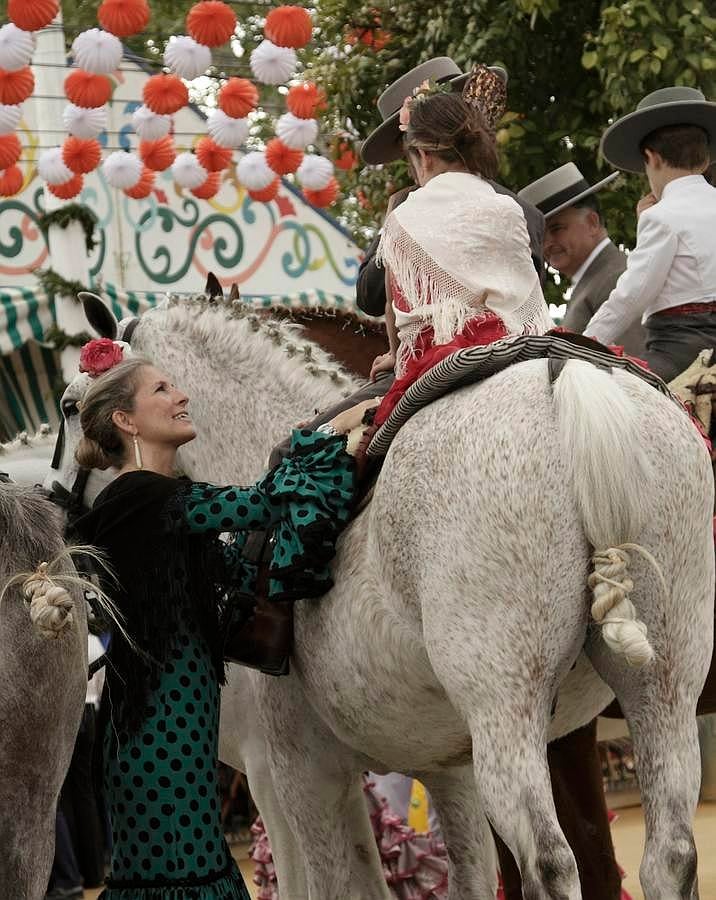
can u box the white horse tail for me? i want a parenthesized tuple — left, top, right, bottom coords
(553, 360, 656, 667)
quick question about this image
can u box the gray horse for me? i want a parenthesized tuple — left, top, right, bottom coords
(0, 484, 88, 900)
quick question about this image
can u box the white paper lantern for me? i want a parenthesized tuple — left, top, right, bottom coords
(72, 29, 123, 75)
(63, 103, 108, 140)
(131, 105, 172, 141)
(276, 112, 318, 150)
(0, 103, 22, 135)
(237, 151, 274, 191)
(171, 152, 208, 190)
(102, 151, 143, 190)
(206, 109, 249, 149)
(296, 154, 334, 191)
(0, 23, 35, 72)
(164, 35, 212, 81)
(38, 147, 74, 186)
(249, 40, 296, 86)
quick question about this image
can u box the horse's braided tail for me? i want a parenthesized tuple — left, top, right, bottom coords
(554, 359, 656, 668)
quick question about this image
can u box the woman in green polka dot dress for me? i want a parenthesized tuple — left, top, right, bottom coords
(74, 352, 370, 899)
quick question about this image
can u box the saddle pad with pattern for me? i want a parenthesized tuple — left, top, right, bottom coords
(366, 332, 677, 458)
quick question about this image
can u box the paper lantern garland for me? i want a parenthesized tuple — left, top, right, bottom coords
(0, 66, 34, 105)
(124, 166, 155, 199)
(62, 136, 102, 174)
(206, 109, 249, 149)
(0, 132, 21, 169)
(0, 24, 35, 72)
(49, 172, 84, 200)
(276, 112, 318, 150)
(296, 154, 334, 191)
(0, 164, 22, 196)
(248, 177, 280, 203)
(171, 152, 208, 190)
(186, 1, 237, 48)
(8, 0, 59, 33)
(72, 29, 124, 75)
(143, 73, 189, 115)
(38, 147, 74, 185)
(237, 151, 274, 191)
(102, 150, 143, 190)
(286, 82, 326, 119)
(250, 40, 297, 86)
(65, 71, 112, 108)
(218, 78, 258, 119)
(0, 103, 22, 135)
(98, 0, 150, 39)
(264, 7, 313, 49)
(195, 136, 233, 172)
(304, 176, 339, 208)
(62, 103, 107, 140)
(140, 136, 176, 172)
(265, 137, 302, 175)
(164, 35, 212, 80)
(132, 104, 172, 141)
(191, 170, 221, 199)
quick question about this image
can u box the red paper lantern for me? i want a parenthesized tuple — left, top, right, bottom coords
(286, 82, 326, 120)
(65, 71, 113, 109)
(98, 0, 150, 38)
(218, 78, 258, 119)
(334, 141, 357, 171)
(8, 0, 59, 32)
(48, 173, 84, 200)
(265, 138, 303, 175)
(265, 6, 313, 49)
(187, 1, 237, 48)
(140, 136, 176, 172)
(304, 176, 339, 208)
(191, 170, 222, 199)
(143, 74, 188, 115)
(0, 165, 23, 197)
(248, 177, 280, 203)
(62, 136, 102, 175)
(195, 136, 233, 172)
(0, 67, 34, 106)
(0, 133, 22, 170)
(125, 166, 155, 199)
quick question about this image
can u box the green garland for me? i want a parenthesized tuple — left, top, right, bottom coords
(44, 323, 92, 353)
(37, 268, 90, 301)
(38, 203, 99, 254)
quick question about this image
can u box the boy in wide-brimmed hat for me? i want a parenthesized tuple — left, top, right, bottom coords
(584, 86, 716, 381)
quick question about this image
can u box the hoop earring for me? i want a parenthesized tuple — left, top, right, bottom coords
(132, 435, 143, 470)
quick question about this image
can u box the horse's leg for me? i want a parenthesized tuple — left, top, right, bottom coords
(419, 765, 498, 899)
(255, 675, 392, 900)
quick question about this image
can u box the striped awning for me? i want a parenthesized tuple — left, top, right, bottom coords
(0, 287, 55, 355)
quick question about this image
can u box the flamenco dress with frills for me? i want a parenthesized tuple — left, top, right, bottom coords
(76, 431, 354, 900)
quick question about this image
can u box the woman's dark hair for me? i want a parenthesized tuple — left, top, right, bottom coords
(405, 92, 499, 181)
(76, 357, 151, 470)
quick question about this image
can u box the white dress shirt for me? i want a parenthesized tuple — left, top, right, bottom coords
(585, 175, 716, 345)
(571, 237, 611, 288)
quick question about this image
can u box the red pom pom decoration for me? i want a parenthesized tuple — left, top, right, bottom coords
(0, 133, 21, 169)
(98, 0, 150, 38)
(124, 166, 155, 199)
(0, 67, 34, 106)
(139, 136, 176, 172)
(218, 78, 258, 119)
(248, 177, 280, 203)
(286, 82, 326, 120)
(195, 136, 233, 172)
(265, 6, 313, 49)
(0, 164, 23, 197)
(143, 73, 188, 115)
(304, 176, 339, 208)
(62, 136, 102, 175)
(265, 137, 303, 175)
(191, 170, 222, 199)
(48, 172, 84, 200)
(65, 71, 113, 109)
(8, 0, 59, 32)
(187, 1, 237, 48)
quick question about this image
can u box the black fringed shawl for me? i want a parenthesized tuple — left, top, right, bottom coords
(75, 471, 242, 736)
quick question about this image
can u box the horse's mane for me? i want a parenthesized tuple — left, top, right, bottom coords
(0, 425, 55, 455)
(157, 292, 359, 388)
(0, 482, 64, 574)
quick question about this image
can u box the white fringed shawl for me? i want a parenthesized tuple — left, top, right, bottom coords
(377, 172, 553, 374)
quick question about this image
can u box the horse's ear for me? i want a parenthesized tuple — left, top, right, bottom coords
(78, 292, 118, 340)
(205, 272, 223, 301)
(229, 282, 240, 302)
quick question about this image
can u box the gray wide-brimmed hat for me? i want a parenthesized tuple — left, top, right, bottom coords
(517, 162, 618, 219)
(361, 57, 508, 166)
(600, 86, 716, 173)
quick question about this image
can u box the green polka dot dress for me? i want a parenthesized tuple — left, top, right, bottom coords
(78, 431, 355, 899)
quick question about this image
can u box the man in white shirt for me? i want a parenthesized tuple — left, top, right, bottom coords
(518, 162, 646, 357)
(585, 86, 716, 381)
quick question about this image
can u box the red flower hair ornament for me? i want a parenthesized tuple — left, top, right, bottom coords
(79, 338, 128, 377)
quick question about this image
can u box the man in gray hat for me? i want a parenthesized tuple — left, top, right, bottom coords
(518, 162, 646, 357)
(356, 57, 545, 318)
(584, 85, 716, 381)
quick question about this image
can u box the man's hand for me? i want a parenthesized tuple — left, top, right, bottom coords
(636, 192, 658, 218)
(370, 351, 396, 382)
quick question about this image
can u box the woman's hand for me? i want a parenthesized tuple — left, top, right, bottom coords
(370, 351, 396, 382)
(328, 398, 382, 436)
(636, 192, 658, 218)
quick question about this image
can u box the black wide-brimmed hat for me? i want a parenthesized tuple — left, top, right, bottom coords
(517, 162, 618, 219)
(600, 86, 716, 173)
(361, 57, 508, 166)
